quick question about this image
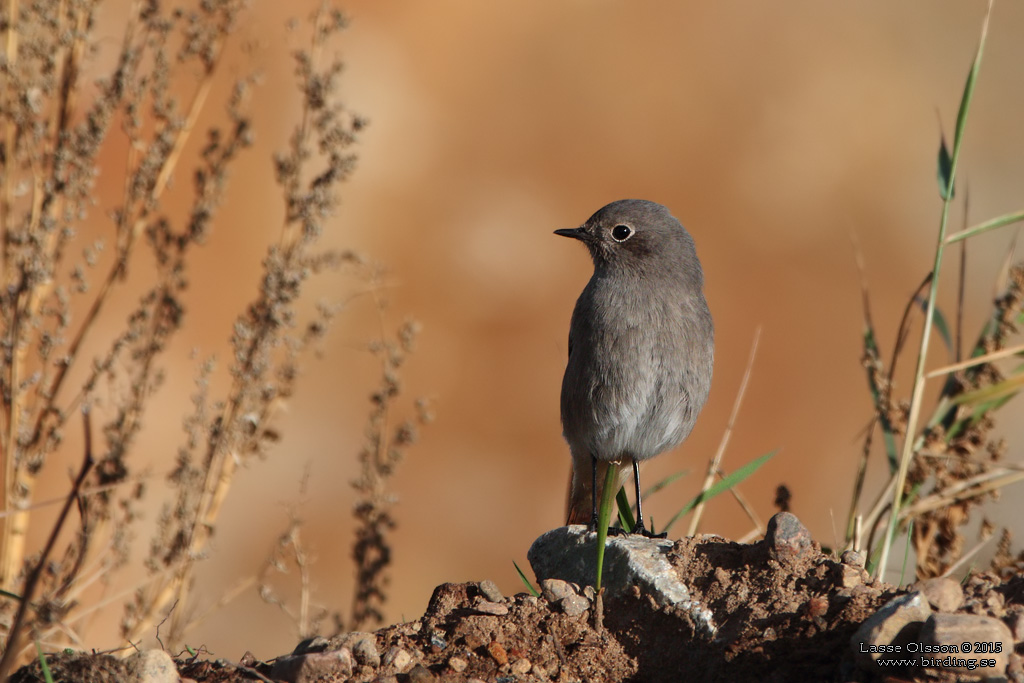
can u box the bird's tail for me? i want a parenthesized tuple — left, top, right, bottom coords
(566, 458, 630, 525)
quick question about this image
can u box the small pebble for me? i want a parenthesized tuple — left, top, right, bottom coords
(476, 600, 509, 616)
(383, 647, 412, 673)
(487, 641, 508, 665)
(407, 664, 435, 683)
(511, 658, 532, 675)
(840, 550, 865, 567)
(479, 579, 504, 602)
(764, 512, 813, 565)
(541, 578, 575, 603)
(560, 594, 590, 618)
(448, 656, 468, 673)
(352, 636, 381, 667)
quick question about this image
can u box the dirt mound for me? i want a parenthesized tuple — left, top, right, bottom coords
(12, 515, 1024, 682)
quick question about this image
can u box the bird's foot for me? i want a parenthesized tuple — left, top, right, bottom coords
(631, 521, 667, 539)
(587, 515, 628, 536)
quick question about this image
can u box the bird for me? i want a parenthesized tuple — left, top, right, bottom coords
(556, 199, 714, 536)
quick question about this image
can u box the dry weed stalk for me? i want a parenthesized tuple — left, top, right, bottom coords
(1, 0, 248, 655)
(348, 307, 431, 631)
(0, 0, 420, 662)
(122, 5, 365, 646)
(854, 256, 1024, 579)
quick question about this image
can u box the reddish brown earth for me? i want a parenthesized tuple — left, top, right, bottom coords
(11, 526, 1024, 683)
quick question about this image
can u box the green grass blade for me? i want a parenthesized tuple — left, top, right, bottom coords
(643, 469, 689, 499)
(35, 641, 54, 683)
(951, 6, 990, 163)
(899, 518, 915, 587)
(913, 297, 954, 353)
(513, 560, 540, 597)
(662, 450, 777, 534)
(615, 486, 635, 532)
(938, 134, 954, 200)
(876, 0, 993, 580)
(947, 209, 1024, 244)
(595, 463, 620, 592)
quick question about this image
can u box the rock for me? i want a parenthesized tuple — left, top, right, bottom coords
(919, 613, 1013, 675)
(528, 526, 716, 637)
(487, 640, 508, 665)
(851, 592, 932, 669)
(382, 646, 412, 673)
(764, 512, 813, 565)
(1006, 610, 1024, 642)
(351, 635, 381, 667)
(540, 578, 575, 603)
(425, 583, 471, 620)
(841, 549, 865, 567)
(291, 636, 329, 655)
(511, 658, 532, 675)
(270, 648, 355, 683)
(561, 593, 593, 622)
(407, 664, 435, 682)
(838, 564, 862, 589)
(125, 649, 178, 683)
(914, 577, 963, 613)
(560, 594, 590, 617)
(475, 600, 509, 616)
(447, 655, 468, 673)
(478, 579, 504, 602)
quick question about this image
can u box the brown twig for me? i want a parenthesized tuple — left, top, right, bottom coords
(688, 326, 760, 536)
(0, 409, 94, 680)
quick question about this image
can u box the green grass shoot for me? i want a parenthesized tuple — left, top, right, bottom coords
(595, 462, 621, 592)
(513, 560, 540, 597)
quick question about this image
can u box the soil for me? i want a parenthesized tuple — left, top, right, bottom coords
(11, 527, 1024, 683)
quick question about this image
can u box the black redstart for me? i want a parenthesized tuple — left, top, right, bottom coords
(556, 199, 714, 536)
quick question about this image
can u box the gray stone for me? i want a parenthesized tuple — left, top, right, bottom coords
(382, 646, 412, 673)
(475, 600, 509, 616)
(560, 594, 590, 617)
(540, 578, 575, 603)
(851, 592, 932, 669)
(764, 512, 813, 565)
(919, 613, 1012, 675)
(270, 648, 354, 683)
(841, 549, 865, 567)
(352, 635, 381, 667)
(478, 579, 504, 603)
(528, 526, 715, 637)
(125, 649, 178, 683)
(914, 577, 964, 613)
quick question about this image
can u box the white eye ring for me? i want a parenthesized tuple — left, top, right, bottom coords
(611, 224, 633, 242)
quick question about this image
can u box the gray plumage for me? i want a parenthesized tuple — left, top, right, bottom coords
(556, 199, 714, 528)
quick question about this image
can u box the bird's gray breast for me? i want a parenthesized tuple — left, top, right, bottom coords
(560, 272, 712, 462)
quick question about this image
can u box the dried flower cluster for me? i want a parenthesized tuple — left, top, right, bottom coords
(0, 0, 424, 665)
(854, 261, 1024, 579)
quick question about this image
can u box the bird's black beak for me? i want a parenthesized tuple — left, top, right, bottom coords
(554, 226, 587, 240)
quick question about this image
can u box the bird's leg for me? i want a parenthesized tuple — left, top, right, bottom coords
(632, 460, 667, 538)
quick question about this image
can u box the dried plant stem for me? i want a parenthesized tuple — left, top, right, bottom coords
(0, 411, 93, 681)
(688, 326, 760, 536)
(925, 341, 1024, 379)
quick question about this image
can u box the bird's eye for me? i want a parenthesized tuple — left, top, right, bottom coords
(611, 224, 633, 242)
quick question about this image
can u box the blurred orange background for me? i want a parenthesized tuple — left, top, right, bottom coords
(25, 0, 1024, 661)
